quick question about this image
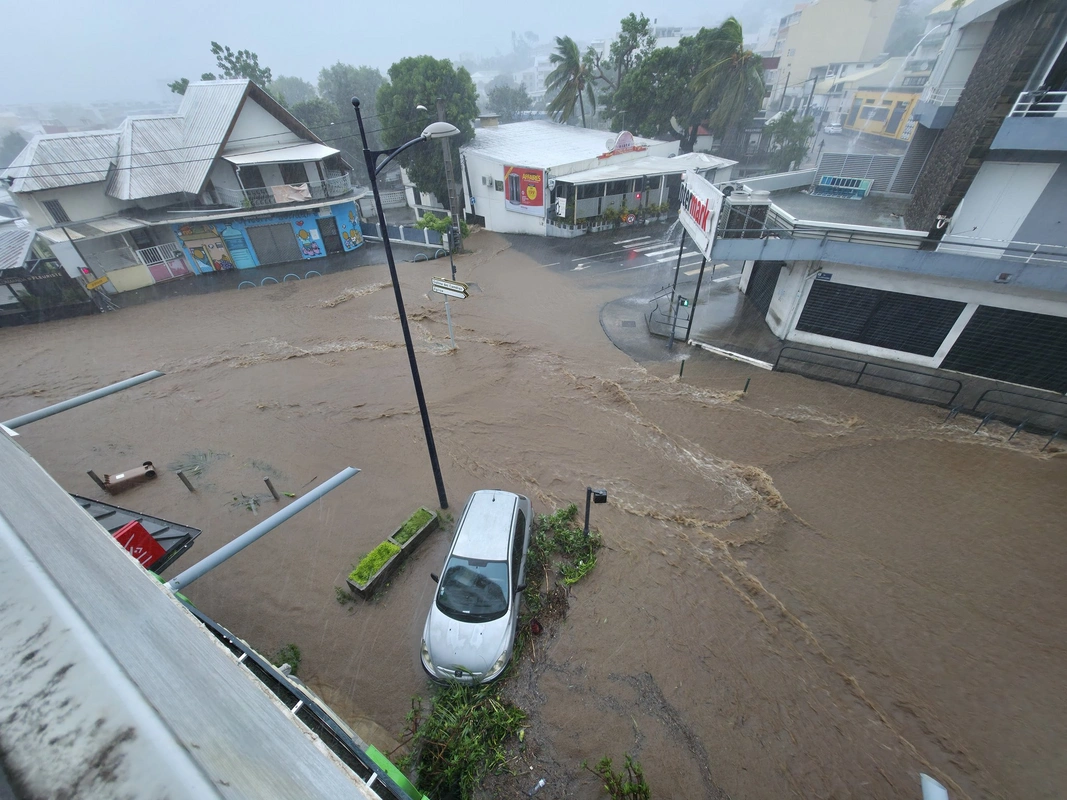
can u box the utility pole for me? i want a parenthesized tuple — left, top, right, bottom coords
(437, 98, 464, 253)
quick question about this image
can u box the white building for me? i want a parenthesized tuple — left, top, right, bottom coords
(460, 120, 735, 237)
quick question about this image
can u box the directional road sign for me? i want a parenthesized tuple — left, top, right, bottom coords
(431, 277, 469, 299)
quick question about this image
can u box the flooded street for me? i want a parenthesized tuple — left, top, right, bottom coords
(2, 231, 1064, 799)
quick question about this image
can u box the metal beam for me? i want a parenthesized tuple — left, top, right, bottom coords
(3, 370, 165, 429)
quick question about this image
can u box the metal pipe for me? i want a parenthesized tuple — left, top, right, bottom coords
(667, 229, 687, 350)
(583, 487, 593, 537)
(3, 371, 164, 429)
(684, 256, 708, 341)
(165, 467, 359, 592)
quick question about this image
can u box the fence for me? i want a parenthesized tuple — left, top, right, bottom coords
(360, 222, 447, 249)
(774, 346, 962, 407)
(970, 388, 1067, 437)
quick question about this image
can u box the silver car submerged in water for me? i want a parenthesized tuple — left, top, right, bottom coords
(421, 490, 532, 684)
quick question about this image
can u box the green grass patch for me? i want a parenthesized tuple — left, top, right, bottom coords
(394, 508, 434, 545)
(349, 541, 400, 585)
(402, 684, 525, 800)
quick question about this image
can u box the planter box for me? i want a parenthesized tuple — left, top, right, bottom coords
(345, 508, 439, 600)
(388, 506, 439, 552)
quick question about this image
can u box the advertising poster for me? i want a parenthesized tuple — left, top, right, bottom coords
(504, 166, 544, 216)
(677, 171, 725, 259)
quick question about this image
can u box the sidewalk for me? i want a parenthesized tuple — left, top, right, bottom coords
(599, 268, 782, 365)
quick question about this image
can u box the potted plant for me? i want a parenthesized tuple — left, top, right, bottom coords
(388, 506, 438, 551)
(343, 508, 440, 600)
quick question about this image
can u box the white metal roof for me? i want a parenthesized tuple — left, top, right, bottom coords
(814, 59, 906, 94)
(2, 131, 119, 192)
(0, 224, 35, 271)
(177, 80, 250, 195)
(223, 142, 339, 165)
(108, 116, 184, 201)
(462, 121, 663, 169)
(558, 152, 737, 185)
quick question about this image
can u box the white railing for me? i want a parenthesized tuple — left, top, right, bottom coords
(1009, 90, 1067, 118)
(919, 85, 965, 106)
(939, 234, 1067, 265)
(136, 243, 184, 267)
(216, 173, 352, 209)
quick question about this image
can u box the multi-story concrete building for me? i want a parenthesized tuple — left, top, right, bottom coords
(712, 0, 1067, 398)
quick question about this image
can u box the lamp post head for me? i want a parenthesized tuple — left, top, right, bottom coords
(592, 488, 608, 504)
(421, 121, 461, 140)
(351, 97, 361, 110)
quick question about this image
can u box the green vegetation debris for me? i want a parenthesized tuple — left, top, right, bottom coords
(401, 685, 525, 800)
(349, 541, 401, 585)
(584, 754, 651, 800)
(271, 643, 302, 676)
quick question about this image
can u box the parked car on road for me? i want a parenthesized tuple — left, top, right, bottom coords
(421, 490, 532, 684)
(824, 123, 843, 134)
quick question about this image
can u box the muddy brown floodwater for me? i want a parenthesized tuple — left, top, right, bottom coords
(2, 232, 1064, 800)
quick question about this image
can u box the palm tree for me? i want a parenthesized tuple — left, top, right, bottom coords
(690, 18, 764, 149)
(545, 36, 597, 127)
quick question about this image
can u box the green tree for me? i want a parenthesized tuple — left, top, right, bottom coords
(485, 84, 532, 123)
(376, 56, 479, 203)
(169, 41, 272, 94)
(609, 29, 720, 148)
(272, 75, 317, 106)
(690, 18, 764, 150)
(1, 131, 29, 168)
(763, 110, 815, 171)
(545, 36, 598, 127)
(588, 13, 656, 92)
(317, 63, 385, 149)
(290, 97, 342, 132)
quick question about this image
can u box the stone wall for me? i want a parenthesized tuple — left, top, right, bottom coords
(906, 0, 1066, 235)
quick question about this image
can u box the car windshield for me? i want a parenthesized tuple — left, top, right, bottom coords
(436, 556, 509, 622)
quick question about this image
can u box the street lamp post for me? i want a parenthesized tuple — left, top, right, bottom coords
(352, 96, 458, 510)
(584, 487, 607, 538)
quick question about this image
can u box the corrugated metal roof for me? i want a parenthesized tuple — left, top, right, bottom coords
(177, 80, 249, 195)
(108, 116, 184, 200)
(558, 153, 737, 185)
(1, 131, 119, 192)
(0, 224, 35, 271)
(462, 121, 667, 170)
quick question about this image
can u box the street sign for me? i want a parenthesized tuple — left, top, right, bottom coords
(431, 277, 469, 299)
(85, 276, 110, 290)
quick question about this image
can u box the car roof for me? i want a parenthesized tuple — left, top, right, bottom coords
(453, 490, 519, 561)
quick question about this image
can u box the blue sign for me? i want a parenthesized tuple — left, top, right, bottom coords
(815, 272, 833, 281)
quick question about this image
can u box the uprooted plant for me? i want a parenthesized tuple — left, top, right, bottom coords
(584, 754, 652, 800)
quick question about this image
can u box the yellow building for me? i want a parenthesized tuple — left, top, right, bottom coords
(845, 89, 921, 140)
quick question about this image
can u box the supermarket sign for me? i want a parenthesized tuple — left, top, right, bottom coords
(678, 171, 724, 259)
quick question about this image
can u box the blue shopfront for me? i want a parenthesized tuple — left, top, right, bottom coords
(172, 201, 363, 273)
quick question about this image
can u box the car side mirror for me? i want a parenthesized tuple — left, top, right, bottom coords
(431, 573, 439, 583)
(516, 583, 526, 592)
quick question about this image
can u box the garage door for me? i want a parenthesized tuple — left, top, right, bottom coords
(941, 306, 1067, 393)
(745, 261, 782, 318)
(246, 223, 301, 265)
(796, 282, 965, 357)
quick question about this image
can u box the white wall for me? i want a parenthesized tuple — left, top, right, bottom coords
(18, 183, 126, 227)
(222, 99, 301, 153)
(773, 260, 1067, 367)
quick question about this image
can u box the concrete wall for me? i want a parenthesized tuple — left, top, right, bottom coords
(1012, 157, 1067, 247)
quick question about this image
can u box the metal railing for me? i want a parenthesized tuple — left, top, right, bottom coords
(919, 85, 965, 106)
(971, 387, 1067, 436)
(216, 173, 352, 209)
(938, 234, 1067, 266)
(135, 243, 184, 267)
(774, 346, 963, 407)
(719, 203, 928, 250)
(1009, 90, 1067, 118)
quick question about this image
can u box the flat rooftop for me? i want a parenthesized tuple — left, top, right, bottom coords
(770, 189, 913, 230)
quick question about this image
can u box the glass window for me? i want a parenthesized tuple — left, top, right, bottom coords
(511, 511, 526, 586)
(436, 557, 509, 622)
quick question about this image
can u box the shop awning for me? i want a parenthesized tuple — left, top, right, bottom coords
(222, 143, 340, 166)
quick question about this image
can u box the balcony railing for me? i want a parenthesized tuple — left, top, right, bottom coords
(919, 85, 965, 106)
(216, 172, 352, 209)
(1009, 90, 1067, 118)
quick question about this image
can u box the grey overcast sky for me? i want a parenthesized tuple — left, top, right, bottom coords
(2, 0, 791, 106)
